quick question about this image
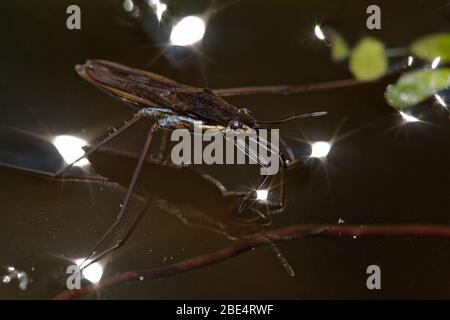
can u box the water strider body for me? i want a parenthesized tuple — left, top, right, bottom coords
(75, 60, 257, 129)
(62, 60, 326, 267)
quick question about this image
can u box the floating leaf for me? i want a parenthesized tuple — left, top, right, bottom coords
(410, 33, 450, 63)
(331, 33, 350, 62)
(385, 68, 450, 109)
(349, 37, 387, 81)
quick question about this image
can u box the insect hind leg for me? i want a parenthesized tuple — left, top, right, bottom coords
(53, 107, 178, 178)
(53, 112, 144, 177)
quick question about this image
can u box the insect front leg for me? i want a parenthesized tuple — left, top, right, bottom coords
(268, 153, 288, 213)
(279, 136, 298, 169)
(235, 129, 294, 214)
(256, 140, 294, 213)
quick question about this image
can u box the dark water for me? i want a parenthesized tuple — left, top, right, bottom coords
(1, 0, 450, 299)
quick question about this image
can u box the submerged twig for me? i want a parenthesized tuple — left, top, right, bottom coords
(53, 224, 450, 300)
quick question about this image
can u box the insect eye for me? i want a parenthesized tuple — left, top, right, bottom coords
(229, 120, 242, 129)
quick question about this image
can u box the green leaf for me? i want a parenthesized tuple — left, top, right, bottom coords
(349, 37, 387, 81)
(410, 33, 450, 63)
(385, 68, 450, 109)
(331, 34, 350, 62)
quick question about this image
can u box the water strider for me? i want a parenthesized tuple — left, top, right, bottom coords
(55, 60, 331, 268)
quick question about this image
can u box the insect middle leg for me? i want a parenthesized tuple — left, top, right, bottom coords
(78, 121, 159, 268)
(49, 107, 174, 269)
(78, 113, 199, 269)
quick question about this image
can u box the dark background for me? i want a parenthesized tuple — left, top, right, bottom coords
(0, 0, 449, 299)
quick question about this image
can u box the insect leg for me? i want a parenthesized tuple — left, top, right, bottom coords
(77, 198, 151, 271)
(279, 136, 297, 168)
(238, 174, 270, 214)
(78, 115, 196, 270)
(254, 135, 293, 212)
(54, 107, 177, 178)
(271, 152, 287, 213)
(236, 130, 294, 216)
(268, 140, 294, 212)
(53, 112, 144, 177)
(79, 122, 160, 270)
(156, 129, 170, 164)
(236, 153, 288, 218)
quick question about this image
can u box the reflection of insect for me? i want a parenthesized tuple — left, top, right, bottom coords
(85, 145, 267, 240)
(56, 60, 327, 267)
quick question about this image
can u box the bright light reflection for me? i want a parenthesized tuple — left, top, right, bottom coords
(400, 111, 420, 123)
(148, 0, 167, 21)
(123, 0, 134, 12)
(407, 56, 414, 66)
(256, 189, 269, 201)
(431, 56, 441, 69)
(434, 94, 447, 108)
(310, 141, 331, 158)
(53, 135, 89, 167)
(75, 259, 104, 284)
(170, 16, 206, 46)
(314, 25, 326, 40)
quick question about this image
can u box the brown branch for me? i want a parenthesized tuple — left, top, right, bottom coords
(212, 58, 411, 97)
(213, 78, 362, 97)
(53, 224, 450, 300)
